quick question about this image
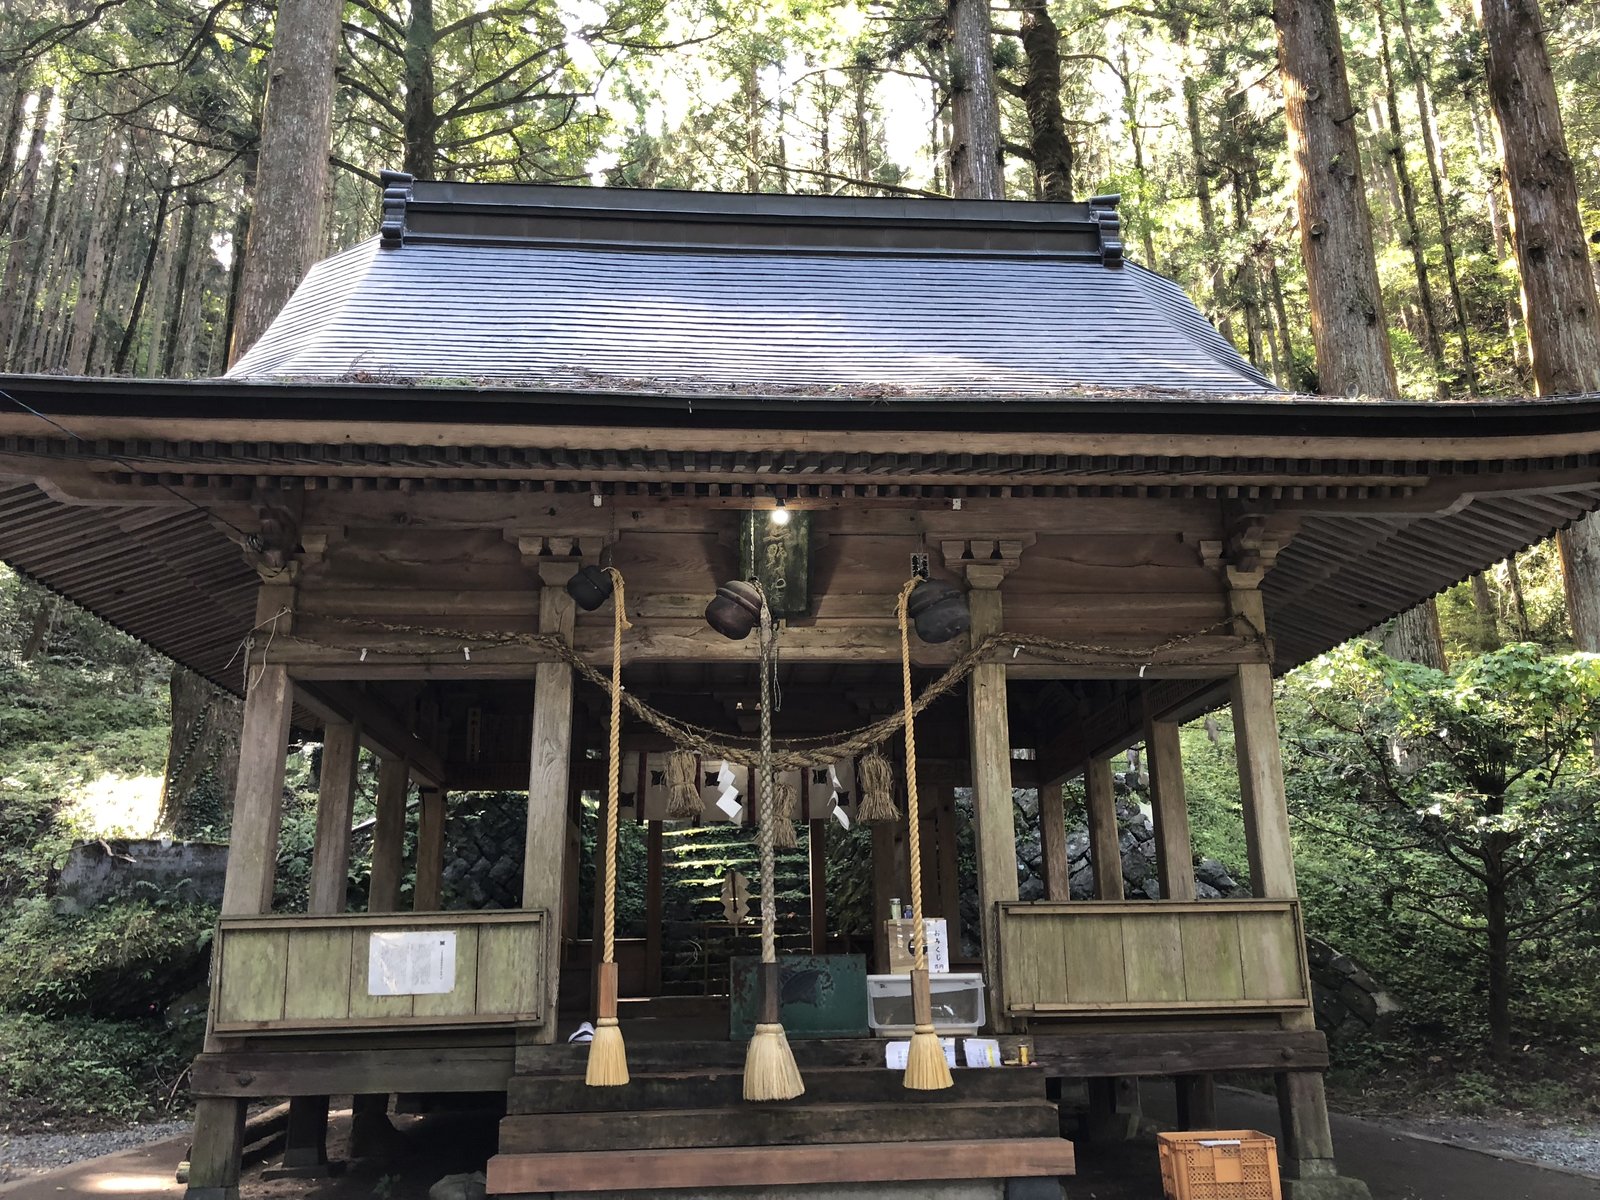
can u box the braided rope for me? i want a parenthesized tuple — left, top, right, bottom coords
(602, 568, 630, 966)
(285, 611, 1267, 768)
(897, 579, 928, 973)
(757, 592, 777, 966)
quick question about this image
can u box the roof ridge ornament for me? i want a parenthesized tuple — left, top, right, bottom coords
(1088, 193, 1123, 267)
(379, 169, 414, 249)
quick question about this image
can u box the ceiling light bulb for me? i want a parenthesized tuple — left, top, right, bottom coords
(769, 502, 791, 527)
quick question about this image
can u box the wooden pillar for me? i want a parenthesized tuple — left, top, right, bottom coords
(413, 789, 445, 911)
(1085, 757, 1122, 900)
(808, 818, 828, 955)
(934, 786, 962, 949)
(870, 817, 908, 972)
(966, 575, 1019, 1033)
(1229, 586, 1297, 900)
(1175, 1075, 1218, 1131)
(1039, 778, 1070, 900)
(1276, 1071, 1341, 1182)
(308, 720, 360, 915)
(1143, 692, 1196, 902)
(368, 757, 409, 912)
(190, 654, 292, 1200)
(645, 819, 665, 993)
(525, 560, 578, 1047)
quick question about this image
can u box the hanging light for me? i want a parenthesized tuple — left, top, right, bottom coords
(769, 498, 791, 527)
(566, 564, 615, 611)
(706, 579, 763, 640)
(906, 577, 970, 644)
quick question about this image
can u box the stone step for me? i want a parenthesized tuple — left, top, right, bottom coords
(498, 1099, 1060, 1154)
(485, 1137, 1077, 1195)
(508, 1064, 1048, 1114)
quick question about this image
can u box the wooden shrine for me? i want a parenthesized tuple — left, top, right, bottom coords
(3, 179, 1600, 1200)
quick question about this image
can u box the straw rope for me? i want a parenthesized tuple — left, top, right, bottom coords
(602, 568, 630, 967)
(757, 593, 778, 965)
(896, 579, 928, 972)
(280, 611, 1267, 769)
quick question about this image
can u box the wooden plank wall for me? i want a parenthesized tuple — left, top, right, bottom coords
(211, 911, 546, 1034)
(995, 900, 1311, 1017)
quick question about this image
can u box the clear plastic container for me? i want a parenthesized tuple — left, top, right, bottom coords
(865, 972, 986, 1037)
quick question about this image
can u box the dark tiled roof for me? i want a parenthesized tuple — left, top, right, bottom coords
(228, 183, 1273, 396)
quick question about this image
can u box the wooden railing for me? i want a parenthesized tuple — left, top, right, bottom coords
(996, 899, 1310, 1017)
(210, 910, 547, 1035)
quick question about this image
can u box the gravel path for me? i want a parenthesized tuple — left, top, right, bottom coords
(0, 1121, 190, 1184)
(1387, 1114, 1600, 1177)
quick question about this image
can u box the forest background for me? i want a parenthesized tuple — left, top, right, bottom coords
(2, 0, 1600, 1136)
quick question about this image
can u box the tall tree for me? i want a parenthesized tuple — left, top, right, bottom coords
(1275, 0, 1446, 667)
(1473, 0, 1600, 654)
(228, 0, 341, 363)
(947, 0, 1002, 199)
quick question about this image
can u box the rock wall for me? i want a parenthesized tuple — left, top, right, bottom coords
(53, 837, 228, 912)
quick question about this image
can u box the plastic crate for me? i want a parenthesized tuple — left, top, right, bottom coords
(864, 972, 985, 1036)
(1157, 1130, 1282, 1200)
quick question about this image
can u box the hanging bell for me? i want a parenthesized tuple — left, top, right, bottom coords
(566, 564, 614, 612)
(705, 579, 762, 640)
(907, 577, 970, 644)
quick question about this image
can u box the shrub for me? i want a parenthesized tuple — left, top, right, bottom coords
(0, 1012, 191, 1129)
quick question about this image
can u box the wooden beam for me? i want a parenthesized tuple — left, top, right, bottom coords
(293, 681, 446, 790)
(967, 582, 1019, 1033)
(808, 819, 828, 956)
(1230, 588, 1298, 900)
(220, 664, 293, 917)
(1142, 689, 1195, 902)
(1039, 780, 1070, 900)
(368, 757, 409, 912)
(413, 789, 445, 911)
(524, 561, 578, 1046)
(645, 821, 664, 994)
(308, 721, 360, 915)
(1085, 758, 1122, 901)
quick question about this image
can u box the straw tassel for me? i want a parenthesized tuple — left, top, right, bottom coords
(772, 777, 799, 849)
(586, 568, 631, 1088)
(855, 749, 900, 823)
(743, 593, 804, 1102)
(664, 749, 701, 819)
(896, 577, 953, 1091)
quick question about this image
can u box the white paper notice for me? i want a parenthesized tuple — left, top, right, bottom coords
(963, 1038, 1002, 1068)
(368, 930, 456, 996)
(884, 1037, 957, 1070)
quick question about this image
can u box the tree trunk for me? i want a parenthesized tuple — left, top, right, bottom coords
(948, 0, 1003, 200)
(1276, 0, 1445, 666)
(65, 122, 122, 373)
(1267, 256, 1299, 388)
(1274, 1, 1395, 397)
(1504, 554, 1531, 638)
(0, 65, 31, 227)
(1484, 854, 1512, 1063)
(403, 0, 437, 179)
(1475, 0, 1600, 653)
(1015, 0, 1071, 201)
(20, 596, 58, 660)
(0, 85, 53, 368)
(160, 195, 200, 377)
(1377, 1, 1447, 396)
(1469, 573, 1500, 651)
(113, 184, 172, 373)
(1185, 78, 1232, 342)
(227, 0, 341, 364)
(1397, 0, 1476, 392)
(160, 665, 243, 837)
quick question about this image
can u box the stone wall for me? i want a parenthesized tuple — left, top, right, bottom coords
(53, 837, 228, 912)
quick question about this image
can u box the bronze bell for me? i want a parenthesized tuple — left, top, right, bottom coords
(565, 564, 614, 611)
(907, 577, 970, 644)
(706, 579, 762, 639)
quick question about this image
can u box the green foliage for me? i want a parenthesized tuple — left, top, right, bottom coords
(0, 1011, 191, 1129)
(0, 898, 215, 1017)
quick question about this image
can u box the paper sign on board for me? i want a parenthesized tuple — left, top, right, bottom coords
(368, 930, 456, 996)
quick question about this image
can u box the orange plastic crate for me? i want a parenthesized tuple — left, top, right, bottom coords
(1157, 1130, 1282, 1200)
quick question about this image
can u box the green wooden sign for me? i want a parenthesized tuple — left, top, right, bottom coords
(740, 510, 811, 618)
(729, 954, 870, 1040)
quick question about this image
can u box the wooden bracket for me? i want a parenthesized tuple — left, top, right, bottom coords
(505, 529, 616, 566)
(937, 534, 1036, 589)
(1199, 505, 1280, 589)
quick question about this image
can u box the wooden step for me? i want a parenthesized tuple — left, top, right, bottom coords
(508, 1065, 1048, 1113)
(510, 1037, 975, 1074)
(499, 1099, 1059, 1153)
(487, 1137, 1075, 1194)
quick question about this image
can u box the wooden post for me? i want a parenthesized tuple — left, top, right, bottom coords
(1143, 689, 1196, 902)
(934, 785, 963, 949)
(281, 718, 361, 1175)
(368, 757, 409, 912)
(413, 789, 445, 911)
(645, 819, 665, 994)
(1230, 587, 1297, 900)
(808, 818, 828, 955)
(1175, 1074, 1218, 1131)
(870, 817, 908, 973)
(189, 654, 292, 1199)
(525, 560, 578, 1048)
(1085, 757, 1122, 900)
(1276, 1071, 1341, 1182)
(308, 720, 359, 915)
(1039, 778, 1070, 900)
(966, 575, 1019, 1034)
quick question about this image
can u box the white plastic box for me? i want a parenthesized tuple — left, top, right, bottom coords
(865, 972, 986, 1037)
